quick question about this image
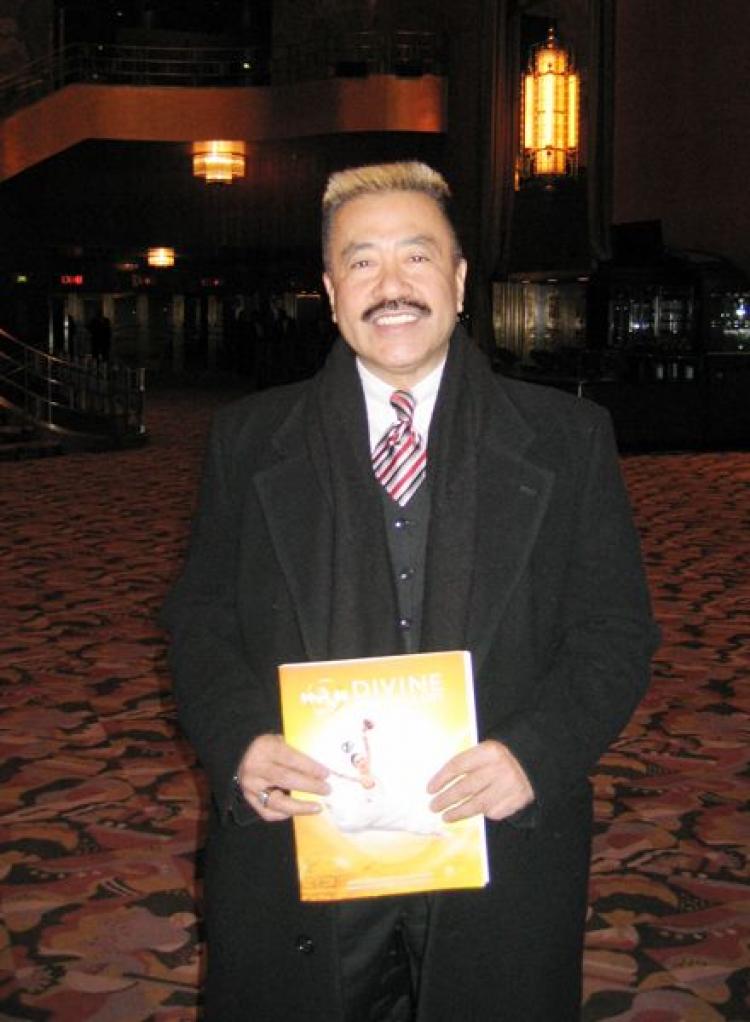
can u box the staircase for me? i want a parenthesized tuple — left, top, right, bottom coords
(0, 327, 147, 454)
(0, 403, 63, 461)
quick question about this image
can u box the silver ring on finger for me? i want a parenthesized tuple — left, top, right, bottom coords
(258, 788, 271, 808)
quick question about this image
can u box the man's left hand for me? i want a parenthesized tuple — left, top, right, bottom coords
(427, 740, 534, 822)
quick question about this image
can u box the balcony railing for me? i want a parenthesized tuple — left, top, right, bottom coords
(0, 327, 146, 449)
(0, 33, 446, 118)
(0, 43, 267, 117)
(272, 32, 447, 84)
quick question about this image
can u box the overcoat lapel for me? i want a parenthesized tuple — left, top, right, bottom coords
(467, 382, 554, 675)
(252, 341, 404, 666)
(253, 399, 334, 663)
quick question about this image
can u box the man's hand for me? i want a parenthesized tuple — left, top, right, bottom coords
(236, 734, 330, 821)
(427, 740, 534, 823)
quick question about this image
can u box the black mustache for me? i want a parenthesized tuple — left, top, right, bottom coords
(362, 299, 431, 322)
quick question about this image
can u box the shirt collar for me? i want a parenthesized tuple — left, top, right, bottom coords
(356, 358, 446, 448)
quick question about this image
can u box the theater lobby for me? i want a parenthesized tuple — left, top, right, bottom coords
(1, 2, 748, 1021)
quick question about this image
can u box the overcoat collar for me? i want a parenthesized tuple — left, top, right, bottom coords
(253, 399, 334, 663)
(465, 372, 554, 674)
(253, 330, 554, 676)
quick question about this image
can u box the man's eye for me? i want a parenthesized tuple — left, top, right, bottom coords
(409, 254, 429, 263)
(352, 259, 372, 269)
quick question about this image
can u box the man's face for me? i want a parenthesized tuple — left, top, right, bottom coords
(323, 191, 467, 388)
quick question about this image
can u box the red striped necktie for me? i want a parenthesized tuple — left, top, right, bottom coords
(371, 389, 427, 506)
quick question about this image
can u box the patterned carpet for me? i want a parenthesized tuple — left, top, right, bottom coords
(0, 385, 748, 1022)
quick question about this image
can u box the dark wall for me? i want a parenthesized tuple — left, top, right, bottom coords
(613, 0, 750, 277)
(0, 0, 53, 74)
(55, 0, 266, 45)
(0, 132, 445, 279)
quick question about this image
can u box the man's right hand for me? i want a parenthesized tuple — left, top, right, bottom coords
(235, 734, 331, 821)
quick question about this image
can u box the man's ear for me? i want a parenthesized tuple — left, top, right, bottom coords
(455, 258, 468, 313)
(322, 272, 337, 323)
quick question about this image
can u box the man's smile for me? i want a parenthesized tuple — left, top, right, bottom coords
(362, 298, 431, 326)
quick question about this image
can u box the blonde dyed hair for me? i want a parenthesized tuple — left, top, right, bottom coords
(321, 161, 461, 266)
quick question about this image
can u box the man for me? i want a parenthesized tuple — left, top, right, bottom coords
(88, 310, 112, 362)
(162, 162, 658, 1021)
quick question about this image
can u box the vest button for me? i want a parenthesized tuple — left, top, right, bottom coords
(398, 567, 415, 581)
(394, 517, 411, 529)
(294, 934, 315, 954)
(398, 617, 412, 630)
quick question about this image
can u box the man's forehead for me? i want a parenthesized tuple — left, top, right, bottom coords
(331, 193, 451, 243)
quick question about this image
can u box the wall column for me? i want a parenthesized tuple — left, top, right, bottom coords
(135, 293, 150, 367)
(101, 294, 116, 361)
(64, 293, 85, 357)
(171, 294, 185, 374)
(206, 294, 222, 371)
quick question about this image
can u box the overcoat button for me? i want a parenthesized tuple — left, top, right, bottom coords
(295, 935, 315, 954)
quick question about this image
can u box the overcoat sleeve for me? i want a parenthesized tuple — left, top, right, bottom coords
(485, 407, 660, 817)
(160, 406, 277, 823)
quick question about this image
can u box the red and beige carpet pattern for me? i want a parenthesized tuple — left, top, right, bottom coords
(1, 388, 748, 1021)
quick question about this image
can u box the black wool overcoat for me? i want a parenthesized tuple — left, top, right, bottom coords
(162, 333, 658, 1021)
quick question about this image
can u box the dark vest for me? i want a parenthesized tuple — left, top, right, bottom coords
(379, 482, 431, 654)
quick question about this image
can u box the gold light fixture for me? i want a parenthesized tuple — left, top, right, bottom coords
(192, 140, 246, 184)
(520, 26, 579, 182)
(147, 247, 175, 268)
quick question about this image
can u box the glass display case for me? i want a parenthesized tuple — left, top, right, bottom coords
(707, 290, 750, 352)
(607, 284, 694, 352)
(493, 253, 748, 449)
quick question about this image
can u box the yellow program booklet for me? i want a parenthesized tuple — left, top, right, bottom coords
(278, 650, 489, 902)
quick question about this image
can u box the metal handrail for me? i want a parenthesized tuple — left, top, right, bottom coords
(0, 42, 268, 116)
(272, 31, 447, 84)
(0, 327, 146, 444)
(0, 33, 446, 118)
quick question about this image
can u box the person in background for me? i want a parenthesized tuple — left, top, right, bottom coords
(88, 311, 112, 361)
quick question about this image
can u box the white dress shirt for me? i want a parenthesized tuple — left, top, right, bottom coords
(356, 359, 446, 452)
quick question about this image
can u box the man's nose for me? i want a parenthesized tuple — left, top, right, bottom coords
(374, 257, 410, 299)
